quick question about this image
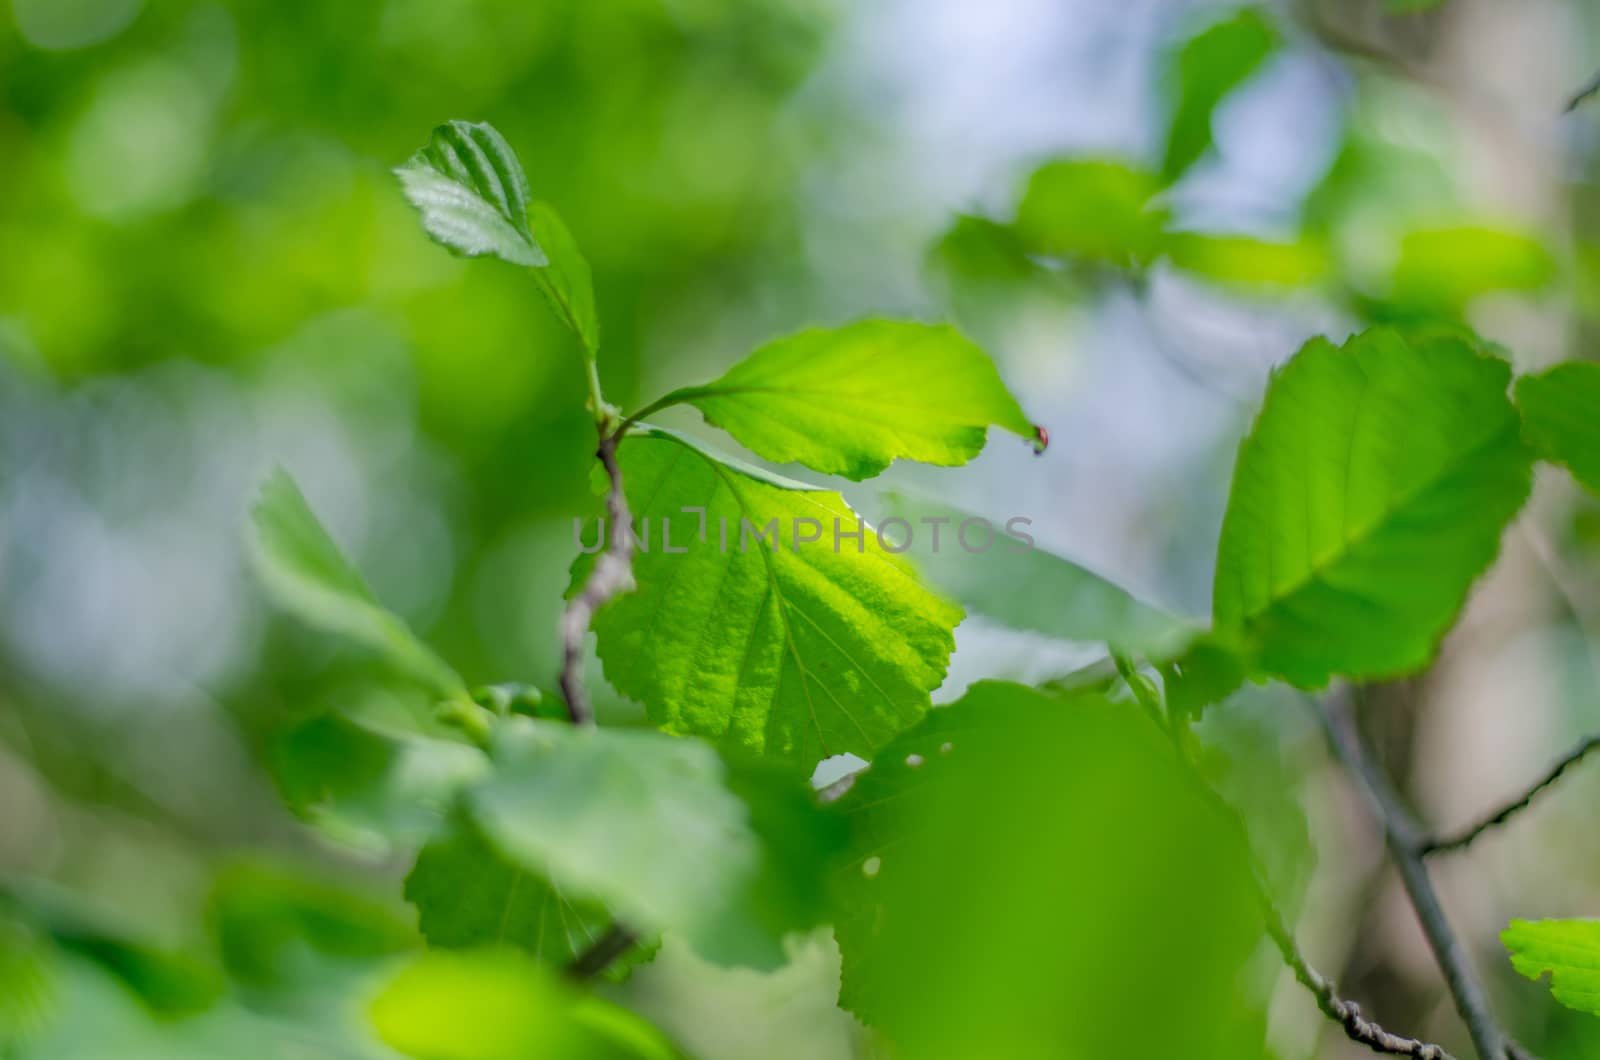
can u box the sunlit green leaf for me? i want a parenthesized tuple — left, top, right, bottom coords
(880, 493, 1192, 655)
(372, 950, 681, 1060)
(0, 916, 55, 1047)
(466, 718, 843, 968)
(1163, 232, 1328, 290)
(395, 120, 546, 268)
(1516, 362, 1600, 497)
(250, 469, 464, 698)
(1013, 159, 1167, 267)
(1503, 919, 1600, 1016)
(829, 681, 1268, 1059)
(1213, 327, 1533, 686)
(575, 428, 962, 763)
(1387, 225, 1556, 312)
(1161, 8, 1277, 182)
(659, 320, 1035, 481)
(405, 814, 617, 968)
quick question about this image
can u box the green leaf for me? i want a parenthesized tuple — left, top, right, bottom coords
(395, 120, 546, 268)
(529, 200, 601, 358)
(372, 950, 681, 1060)
(1161, 8, 1278, 182)
(1387, 225, 1556, 312)
(1516, 362, 1600, 496)
(658, 320, 1035, 481)
(1213, 327, 1533, 687)
(1503, 919, 1600, 1016)
(829, 681, 1268, 1058)
(1013, 159, 1167, 267)
(1163, 232, 1328, 290)
(208, 862, 415, 991)
(466, 718, 843, 968)
(880, 493, 1192, 655)
(575, 427, 963, 762)
(250, 469, 464, 698)
(271, 713, 489, 849)
(405, 813, 617, 968)
(0, 916, 55, 1046)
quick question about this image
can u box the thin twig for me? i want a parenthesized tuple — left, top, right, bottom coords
(1423, 735, 1600, 856)
(1566, 70, 1600, 113)
(557, 430, 635, 726)
(1315, 691, 1518, 1060)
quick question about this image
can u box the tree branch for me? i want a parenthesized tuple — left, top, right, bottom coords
(1315, 690, 1523, 1060)
(558, 429, 635, 726)
(568, 924, 639, 981)
(1566, 70, 1600, 113)
(1422, 734, 1600, 856)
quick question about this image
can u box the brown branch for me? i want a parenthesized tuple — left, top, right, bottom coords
(1422, 735, 1600, 856)
(557, 429, 635, 726)
(1566, 70, 1600, 113)
(1315, 690, 1528, 1060)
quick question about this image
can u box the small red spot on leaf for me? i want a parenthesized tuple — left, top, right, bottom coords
(1031, 425, 1049, 455)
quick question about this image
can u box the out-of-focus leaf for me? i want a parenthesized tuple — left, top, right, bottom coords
(1386, 0, 1447, 11)
(1161, 8, 1278, 182)
(1160, 633, 1249, 717)
(394, 120, 546, 268)
(829, 681, 1268, 1059)
(661, 320, 1036, 481)
(1387, 225, 1556, 313)
(1213, 327, 1532, 687)
(1503, 919, 1600, 1016)
(467, 718, 844, 968)
(250, 469, 464, 698)
(880, 493, 1192, 655)
(1516, 362, 1600, 496)
(371, 950, 681, 1060)
(208, 863, 415, 991)
(574, 427, 961, 764)
(405, 814, 617, 968)
(0, 885, 222, 1018)
(928, 214, 1040, 288)
(1013, 159, 1167, 267)
(0, 916, 56, 1046)
(1163, 232, 1328, 290)
(271, 714, 489, 849)
(528, 200, 600, 359)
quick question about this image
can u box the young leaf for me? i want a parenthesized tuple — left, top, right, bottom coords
(466, 718, 843, 968)
(1516, 362, 1600, 496)
(1161, 8, 1277, 182)
(396, 121, 600, 356)
(372, 950, 682, 1060)
(250, 469, 464, 698)
(1163, 232, 1328, 290)
(1213, 328, 1533, 687)
(1503, 919, 1600, 1016)
(828, 681, 1267, 1058)
(528, 200, 600, 358)
(880, 493, 1192, 656)
(405, 814, 618, 968)
(1013, 159, 1167, 267)
(573, 428, 962, 763)
(395, 120, 546, 267)
(656, 320, 1035, 481)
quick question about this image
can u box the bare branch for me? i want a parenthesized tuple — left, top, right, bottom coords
(1315, 690, 1521, 1060)
(1423, 735, 1600, 856)
(558, 430, 636, 726)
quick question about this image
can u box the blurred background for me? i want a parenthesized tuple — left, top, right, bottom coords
(4, 0, 1600, 1056)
